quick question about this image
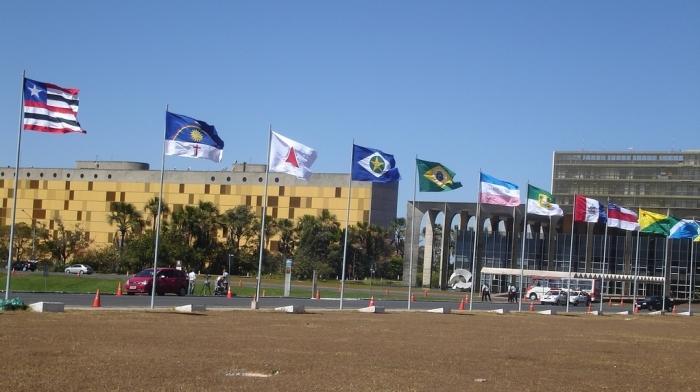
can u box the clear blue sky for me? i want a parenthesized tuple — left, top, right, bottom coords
(1, 1, 698, 217)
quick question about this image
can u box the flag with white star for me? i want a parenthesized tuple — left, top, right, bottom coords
(165, 111, 224, 162)
(23, 78, 85, 134)
(351, 144, 400, 183)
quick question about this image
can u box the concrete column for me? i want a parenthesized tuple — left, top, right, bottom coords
(403, 202, 425, 287)
(438, 210, 456, 290)
(421, 210, 438, 288)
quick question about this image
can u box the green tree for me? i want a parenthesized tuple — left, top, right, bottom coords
(107, 202, 144, 249)
(44, 220, 92, 268)
(144, 197, 170, 232)
(293, 210, 342, 279)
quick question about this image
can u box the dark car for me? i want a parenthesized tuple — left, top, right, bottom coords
(12, 261, 37, 272)
(125, 268, 188, 296)
(635, 295, 674, 312)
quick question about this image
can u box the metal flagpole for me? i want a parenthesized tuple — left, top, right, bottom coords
(5, 71, 25, 301)
(632, 227, 641, 311)
(599, 199, 610, 313)
(566, 194, 576, 313)
(689, 218, 695, 314)
(407, 156, 418, 310)
(149, 105, 169, 309)
(469, 171, 481, 311)
(662, 208, 670, 312)
(253, 126, 273, 309)
(518, 182, 529, 312)
(439, 202, 447, 289)
(339, 140, 354, 310)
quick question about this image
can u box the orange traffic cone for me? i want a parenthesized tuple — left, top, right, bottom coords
(314, 289, 320, 300)
(92, 289, 102, 308)
(633, 304, 640, 314)
(411, 294, 416, 302)
(368, 296, 375, 307)
(116, 282, 122, 296)
(458, 298, 465, 311)
(226, 286, 233, 299)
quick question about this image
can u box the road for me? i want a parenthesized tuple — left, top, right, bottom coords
(11, 291, 677, 314)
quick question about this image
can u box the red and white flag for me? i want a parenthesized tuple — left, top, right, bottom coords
(269, 131, 317, 180)
(23, 78, 85, 134)
(607, 203, 639, 231)
(574, 195, 602, 223)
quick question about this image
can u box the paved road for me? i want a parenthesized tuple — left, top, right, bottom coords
(11, 291, 671, 314)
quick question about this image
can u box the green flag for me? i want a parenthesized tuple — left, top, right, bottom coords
(526, 185, 563, 216)
(639, 209, 679, 236)
(416, 159, 462, 192)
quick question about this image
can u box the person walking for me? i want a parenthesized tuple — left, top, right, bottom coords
(201, 274, 212, 296)
(481, 283, 491, 302)
(187, 270, 196, 295)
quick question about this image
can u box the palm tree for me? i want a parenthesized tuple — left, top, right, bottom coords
(144, 197, 170, 231)
(107, 202, 144, 250)
(221, 205, 257, 252)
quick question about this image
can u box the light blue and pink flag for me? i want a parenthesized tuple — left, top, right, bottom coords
(479, 172, 520, 207)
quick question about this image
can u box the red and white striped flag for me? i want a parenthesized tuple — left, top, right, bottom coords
(23, 78, 85, 134)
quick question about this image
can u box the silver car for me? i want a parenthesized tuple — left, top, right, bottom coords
(64, 264, 94, 275)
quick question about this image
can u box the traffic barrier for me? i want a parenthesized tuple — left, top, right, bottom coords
(92, 289, 101, 308)
(457, 298, 465, 311)
(226, 286, 233, 299)
(116, 282, 123, 296)
(368, 296, 375, 307)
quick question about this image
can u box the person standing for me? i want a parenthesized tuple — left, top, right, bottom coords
(187, 270, 196, 295)
(481, 283, 491, 302)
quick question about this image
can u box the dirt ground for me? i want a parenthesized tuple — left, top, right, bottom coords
(2, 310, 699, 392)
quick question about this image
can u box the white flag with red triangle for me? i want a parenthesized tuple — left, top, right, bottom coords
(269, 131, 317, 180)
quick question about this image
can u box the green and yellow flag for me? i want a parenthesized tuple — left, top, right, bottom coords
(416, 158, 462, 192)
(639, 209, 679, 236)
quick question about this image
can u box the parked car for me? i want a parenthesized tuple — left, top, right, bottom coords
(64, 264, 94, 274)
(125, 268, 188, 296)
(634, 295, 674, 312)
(12, 261, 37, 272)
(525, 285, 552, 301)
(567, 291, 591, 306)
(541, 290, 567, 305)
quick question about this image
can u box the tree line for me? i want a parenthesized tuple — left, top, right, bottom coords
(1, 198, 406, 280)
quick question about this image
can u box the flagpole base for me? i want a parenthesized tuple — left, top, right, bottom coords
(250, 300, 259, 310)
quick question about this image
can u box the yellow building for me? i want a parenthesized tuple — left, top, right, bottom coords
(0, 161, 398, 250)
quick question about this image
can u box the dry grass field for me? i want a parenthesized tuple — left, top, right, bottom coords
(2, 310, 699, 391)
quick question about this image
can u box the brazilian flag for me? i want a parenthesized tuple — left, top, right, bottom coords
(416, 158, 463, 192)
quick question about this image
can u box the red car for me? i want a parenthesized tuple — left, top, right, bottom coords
(125, 268, 188, 296)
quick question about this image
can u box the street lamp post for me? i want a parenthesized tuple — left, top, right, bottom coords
(227, 253, 233, 286)
(20, 209, 36, 260)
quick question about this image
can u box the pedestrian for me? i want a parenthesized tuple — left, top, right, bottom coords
(202, 274, 212, 296)
(187, 270, 196, 295)
(481, 283, 491, 302)
(509, 284, 517, 303)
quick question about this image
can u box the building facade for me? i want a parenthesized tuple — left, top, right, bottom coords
(552, 150, 700, 216)
(0, 161, 398, 250)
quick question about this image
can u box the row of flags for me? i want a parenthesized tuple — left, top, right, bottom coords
(20, 77, 700, 242)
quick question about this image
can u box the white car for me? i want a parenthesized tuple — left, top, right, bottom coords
(568, 291, 590, 306)
(525, 285, 551, 301)
(540, 290, 567, 305)
(64, 264, 94, 275)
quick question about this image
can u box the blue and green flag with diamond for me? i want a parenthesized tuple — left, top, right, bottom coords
(351, 144, 401, 183)
(416, 158, 462, 192)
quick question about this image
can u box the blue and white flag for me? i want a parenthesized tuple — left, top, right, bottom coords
(351, 144, 400, 183)
(669, 219, 700, 240)
(165, 111, 224, 162)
